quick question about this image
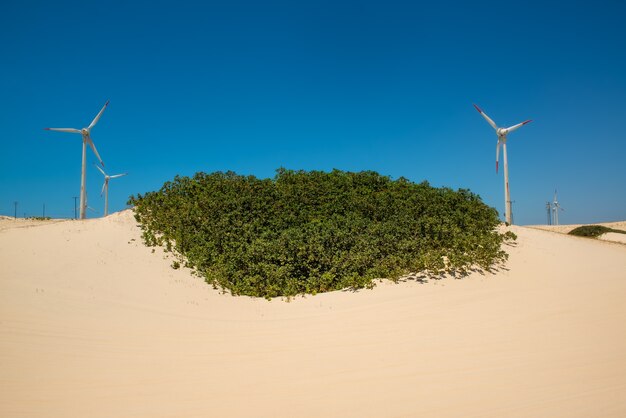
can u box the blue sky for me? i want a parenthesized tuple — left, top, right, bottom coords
(1, 0, 625, 224)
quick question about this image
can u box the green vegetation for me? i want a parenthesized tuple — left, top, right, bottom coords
(128, 169, 516, 298)
(569, 225, 626, 238)
(26, 216, 51, 221)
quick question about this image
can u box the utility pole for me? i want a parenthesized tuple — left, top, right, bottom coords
(73, 196, 79, 220)
(14, 201, 18, 219)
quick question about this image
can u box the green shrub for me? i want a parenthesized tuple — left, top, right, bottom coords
(569, 225, 626, 238)
(128, 169, 515, 298)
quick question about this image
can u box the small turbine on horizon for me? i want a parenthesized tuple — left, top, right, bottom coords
(95, 165, 127, 217)
(546, 201, 553, 225)
(473, 104, 532, 225)
(44, 101, 109, 220)
(85, 191, 98, 215)
(552, 189, 564, 225)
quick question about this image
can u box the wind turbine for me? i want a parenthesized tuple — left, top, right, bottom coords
(95, 165, 127, 216)
(44, 101, 109, 219)
(473, 104, 532, 225)
(85, 191, 99, 216)
(552, 190, 564, 225)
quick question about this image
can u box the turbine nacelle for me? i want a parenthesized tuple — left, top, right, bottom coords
(474, 104, 531, 173)
(95, 164, 127, 197)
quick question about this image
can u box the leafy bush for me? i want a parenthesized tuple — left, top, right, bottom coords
(569, 225, 626, 238)
(128, 169, 515, 298)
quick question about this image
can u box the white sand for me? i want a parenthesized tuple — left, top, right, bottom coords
(2, 211, 626, 417)
(599, 232, 626, 244)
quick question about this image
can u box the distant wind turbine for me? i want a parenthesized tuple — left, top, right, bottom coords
(85, 191, 98, 215)
(95, 165, 127, 216)
(552, 190, 564, 225)
(44, 101, 109, 220)
(473, 104, 532, 225)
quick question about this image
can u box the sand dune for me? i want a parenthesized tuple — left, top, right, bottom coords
(530, 220, 626, 233)
(2, 211, 626, 417)
(528, 221, 626, 244)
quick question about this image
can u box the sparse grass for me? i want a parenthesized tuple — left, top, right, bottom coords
(129, 168, 515, 298)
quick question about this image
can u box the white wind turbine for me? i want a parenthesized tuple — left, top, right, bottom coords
(86, 192, 98, 215)
(552, 189, 564, 225)
(45, 101, 109, 219)
(473, 104, 532, 225)
(95, 165, 127, 216)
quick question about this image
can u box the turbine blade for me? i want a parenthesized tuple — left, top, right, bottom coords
(44, 128, 82, 134)
(504, 119, 532, 134)
(88, 100, 110, 130)
(109, 173, 128, 179)
(101, 181, 106, 197)
(86, 136, 104, 167)
(495, 141, 501, 173)
(473, 104, 498, 130)
(94, 164, 106, 176)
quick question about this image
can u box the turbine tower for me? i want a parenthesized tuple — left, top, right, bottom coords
(546, 201, 552, 225)
(473, 104, 532, 225)
(45, 101, 109, 219)
(552, 190, 564, 225)
(95, 165, 127, 216)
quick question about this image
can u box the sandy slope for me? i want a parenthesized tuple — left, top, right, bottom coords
(528, 221, 626, 244)
(1, 211, 626, 417)
(529, 220, 626, 234)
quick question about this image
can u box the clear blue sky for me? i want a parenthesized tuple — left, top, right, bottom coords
(1, 0, 625, 224)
